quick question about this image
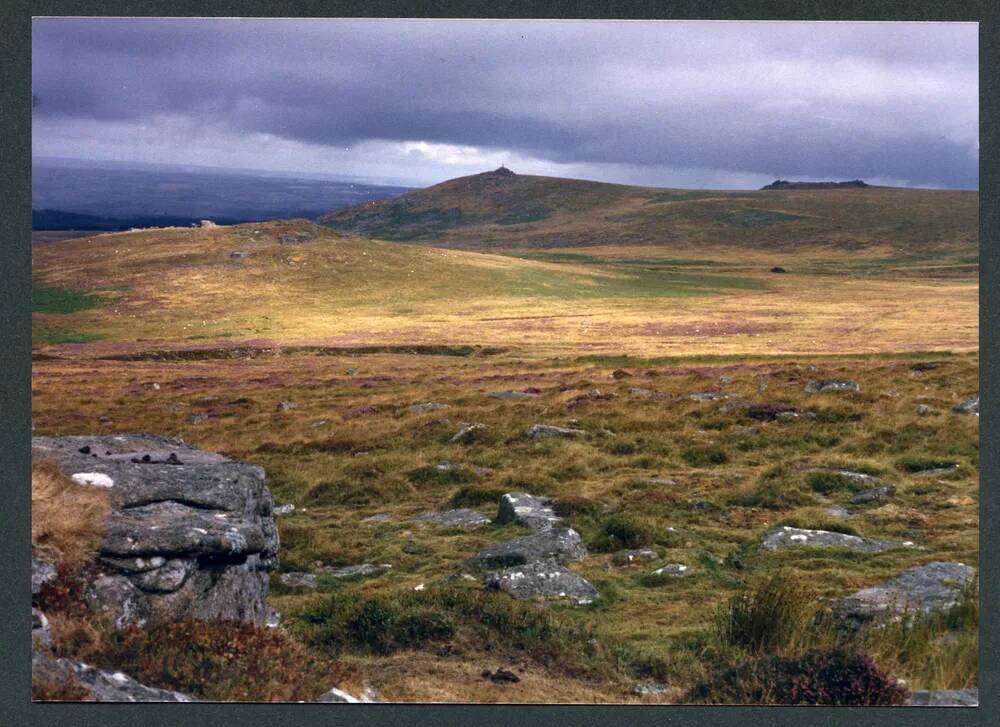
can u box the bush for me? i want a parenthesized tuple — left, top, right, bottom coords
(408, 464, 476, 486)
(807, 471, 863, 495)
(551, 495, 603, 518)
(686, 649, 909, 705)
(715, 573, 816, 653)
(91, 619, 349, 701)
(682, 446, 728, 467)
(591, 513, 666, 552)
(449, 485, 507, 508)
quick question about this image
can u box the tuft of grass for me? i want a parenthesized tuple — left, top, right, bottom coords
(715, 572, 818, 654)
(682, 445, 728, 467)
(31, 461, 110, 569)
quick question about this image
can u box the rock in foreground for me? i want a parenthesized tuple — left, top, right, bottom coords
(907, 688, 978, 707)
(496, 492, 560, 531)
(485, 561, 598, 605)
(761, 526, 913, 554)
(836, 561, 975, 627)
(411, 509, 491, 528)
(467, 528, 587, 569)
(32, 434, 278, 627)
(32, 652, 195, 702)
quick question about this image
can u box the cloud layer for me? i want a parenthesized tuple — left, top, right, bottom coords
(32, 18, 978, 188)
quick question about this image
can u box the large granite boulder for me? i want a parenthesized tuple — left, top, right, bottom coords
(411, 509, 491, 528)
(526, 424, 587, 439)
(485, 561, 598, 605)
(31, 434, 279, 627)
(836, 561, 975, 627)
(952, 396, 979, 416)
(32, 652, 195, 702)
(467, 528, 586, 570)
(496, 492, 560, 531)
(761, 526, 914, 554)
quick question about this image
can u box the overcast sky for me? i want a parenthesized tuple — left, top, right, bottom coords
(32, 18, 978, 189)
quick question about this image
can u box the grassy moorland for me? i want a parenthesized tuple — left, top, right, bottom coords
(31, 172, 978, 703)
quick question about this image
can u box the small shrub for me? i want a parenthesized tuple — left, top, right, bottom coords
(551, 496, 603, 518)
(715, 573, 816, 653)
(686, 649, 909, 705)
(408, 464, 476, 486)
(591, 513, 667, 552)
(608, 440, 638, 455)
(682, 446, 728, 467)
(92, 620, 348, 701)
(32, 673, 91, 701)
(807, 471, 863, 495)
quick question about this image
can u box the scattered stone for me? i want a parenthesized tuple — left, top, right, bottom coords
(485, 561, 599, 605)
(488, 390, 537, 400)
(719, 375, 734, 384)
(805, 379, 860, 394)
(688, 500, 717, 512)
(628, 387, 655, 399)
(761, 526, 914, 554)
(483, 669, 520, 684)
(322, 563, 391, 580)
(467, 528, 587, 569)
(407, 402, 451, 413)
(734, 425, 759, 435)
(276, 400, 297, 412)
(915, 404, 933, 416)
(776, 410, 816, 421)
(911, 464, 960, 477)
(346, 367, 359, 376)
(565, 389, 611, 409)
(273, 504, 295, 516)
(32, 557, 58, 596)
(837, 562, 975, 627)
(342, 404, 379, 419)
(362, 512, 392, 523)
(850, 485, 897, 505)
(687, 391, 730, 401)
(952, 395, 979, 416)
(448, 423, 486, 444)
(525, 424, 587, 439)
(823, 505, 851, 519)
(265, 608, 281, 629)
(278, 572, 318, 589)
(907, 689, 978, 707)
(611, 549, 658, 566)
(185, 414, 208, 424)
(649, 563, 690, 578)
(228, 251, 252, 259)
(632, 682, 668, 696)
(32, 434, 278, 627)
(635, 477, 677, 487)
(411, 509, 491, 528)
(611, 369, 632, 380)
(496, 492, 560, 531)
(32, 652, 195, 702)
(806, 468, 883, 487)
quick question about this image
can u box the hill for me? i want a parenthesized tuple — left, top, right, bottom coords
(318, 168, 978, 262)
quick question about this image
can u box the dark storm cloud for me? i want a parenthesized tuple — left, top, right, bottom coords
(32, 18, 978, 188)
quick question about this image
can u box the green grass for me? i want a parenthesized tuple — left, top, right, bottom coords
(31, 284, 102, 314)
(495, 206, 553, 225)
(32, 327, 103, 345)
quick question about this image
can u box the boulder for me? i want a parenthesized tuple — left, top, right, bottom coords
(911, 464, 959, 477)
(915, 404, 933, 416)
(32, 652, 195, 702)
(632, 682, 668, 696)
(407, 402, 451, 413)
(32, 557, 58, 597)
(761, 526, 914, 554)
(31, 434, 278, 627)
(687, 391, 730, 401)
(806, 468, 883, 488)
(850, 485, 896, 505)
(649, 563, 690, 578)
(805, 379, 860, 394)
(836, 562, 975, 627)
(823, 505, 851, 519)
(411, 509, 491, 528)
(907, 688, 978, 707)
(32, 608, 52, 649)
(496, 492, 560, 531)
(952, 396, 979, 416)
(273, 503, 295, 516)
(317, 686, 379, 703)
(467, 528, 586, 570)
(611, 549, 658, 566)
(485, 561, 598, 605)
(488, 390, 536, 400)
(525, 424, 587, 439)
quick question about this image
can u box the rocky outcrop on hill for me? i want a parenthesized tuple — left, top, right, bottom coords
(496, 492, 560, 531)
(761, 180, 868, 190)
(31, 434, 279, 627)
(32, 652, 195, 702)
(761, 526, 915, 554)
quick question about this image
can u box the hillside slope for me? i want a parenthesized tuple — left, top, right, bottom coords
(318, 168, 978, 259)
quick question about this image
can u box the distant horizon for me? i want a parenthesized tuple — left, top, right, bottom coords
(31, 154, 978, 193)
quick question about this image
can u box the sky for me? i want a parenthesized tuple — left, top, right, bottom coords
(32, 18, 979, 189)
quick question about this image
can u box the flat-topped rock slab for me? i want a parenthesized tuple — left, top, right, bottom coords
(761, 526, 915, 554)
(467, 528, 586, 570)
(411, 509, 491, 528)
(836, 561, 975, 627)
(485, 561, 598, 605)
(496, 492, 560, 531)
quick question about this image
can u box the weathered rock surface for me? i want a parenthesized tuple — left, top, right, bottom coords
(952, 396, 979, 416)
(849, 485, 896, 505)
(32, 557, 58, 596)
(612, 549, 658, 566)
(32, 652, 195, 702)
(649, 563, 691, 578)
(632, 682, 668, 696)
(911, 464, 960, 477)
(322, 563, 391, 579)
(411, 509, 491, 528)
(525, 424, 587, 439)
(807, 468, 883, 487)
(273, 503, 296, 516)
(32, 608, 52, 648)
(485, 561, 598, 605)
(907, 688, 978, 707)
(317, 686, 379, 703)
(467, 528, 586, 570)
(761, 526, 914, 553)
(448, 423, 486, 444)
(488, 390, 536, 400)
(805, 379, 860, 394)
(496, 492, 560, 531)
(687, 391, 730, 401)
(279, 572, 318, 589)
(32, 434, 278, 627)
(836, 562, 975, 626)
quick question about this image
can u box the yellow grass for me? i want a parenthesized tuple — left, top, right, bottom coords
(31, 460, 110, 569)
